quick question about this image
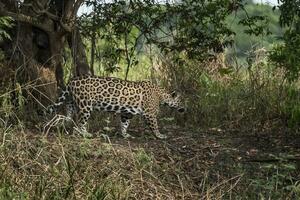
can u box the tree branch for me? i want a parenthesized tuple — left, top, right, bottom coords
(22, 1, 73, 33)
(63, 0, 75, 21)
(0, 7, 53, 33)
(60, 0, 84, 33)
(73, 0, 85, 15)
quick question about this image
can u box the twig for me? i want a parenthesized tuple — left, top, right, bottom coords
(100, 134, 117, 156)
(0, 118, 12, 147)
(43, 114, 75, 135)
(177, 174, 185, 200)
(201, 174, 243, 200)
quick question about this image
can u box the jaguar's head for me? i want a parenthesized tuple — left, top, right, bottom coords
(162, 91, 185, 113)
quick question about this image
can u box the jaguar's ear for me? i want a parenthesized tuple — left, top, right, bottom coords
(171, 91, 177, 98)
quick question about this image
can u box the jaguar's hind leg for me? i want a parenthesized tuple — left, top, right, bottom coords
(120, 113, 134, 138)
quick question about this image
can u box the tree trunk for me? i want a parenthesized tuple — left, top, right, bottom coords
(49, 33, 66, 88)
(0, 0, 89, 111)
(90, 32, 96, 75)
(68, 29, 91, 76)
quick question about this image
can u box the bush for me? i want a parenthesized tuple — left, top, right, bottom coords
(269, 30, 300, 82)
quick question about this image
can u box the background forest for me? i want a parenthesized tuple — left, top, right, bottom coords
(0, 0, 300, 199)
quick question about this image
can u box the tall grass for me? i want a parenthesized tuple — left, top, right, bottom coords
(151, 49, 300, 131)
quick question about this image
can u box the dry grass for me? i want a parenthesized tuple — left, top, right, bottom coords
(0, 123, 252, 200)
(0, 128, 186, 199)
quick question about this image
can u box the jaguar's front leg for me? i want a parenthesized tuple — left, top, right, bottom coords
(66, 103, 76, 119)
(143, 114, 167, 139)
(76, 107, 92, 138)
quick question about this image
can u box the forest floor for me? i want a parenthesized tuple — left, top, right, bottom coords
(0, 121, 300, 199)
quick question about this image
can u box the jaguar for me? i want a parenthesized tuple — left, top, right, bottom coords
(48, 75, 185, 139)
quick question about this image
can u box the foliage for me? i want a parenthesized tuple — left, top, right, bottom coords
(79, 0, 250, 77)
(0, 17, 13, 42)
(269, 31, 300, 82)
(238, 0, 273, 37)
(269, 0, 300, 81)
(250, 154, 300, 199)
(277, 0, 300, 27)
(78, 0, 284, 78)
(80, 1, 144, 78)
(281, 85, 300, 127)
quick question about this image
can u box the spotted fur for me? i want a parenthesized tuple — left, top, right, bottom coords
(48, 75, 185, 139)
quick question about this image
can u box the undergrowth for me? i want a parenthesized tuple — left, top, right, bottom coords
(0, 127, 217, 199)
(0, 124, 299, 199)
(153, 49, 300, 131)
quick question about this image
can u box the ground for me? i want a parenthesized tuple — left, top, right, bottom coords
(0, 121, 300, 199)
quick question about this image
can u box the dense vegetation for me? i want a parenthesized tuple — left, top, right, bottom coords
(0, 0, 299, 199)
